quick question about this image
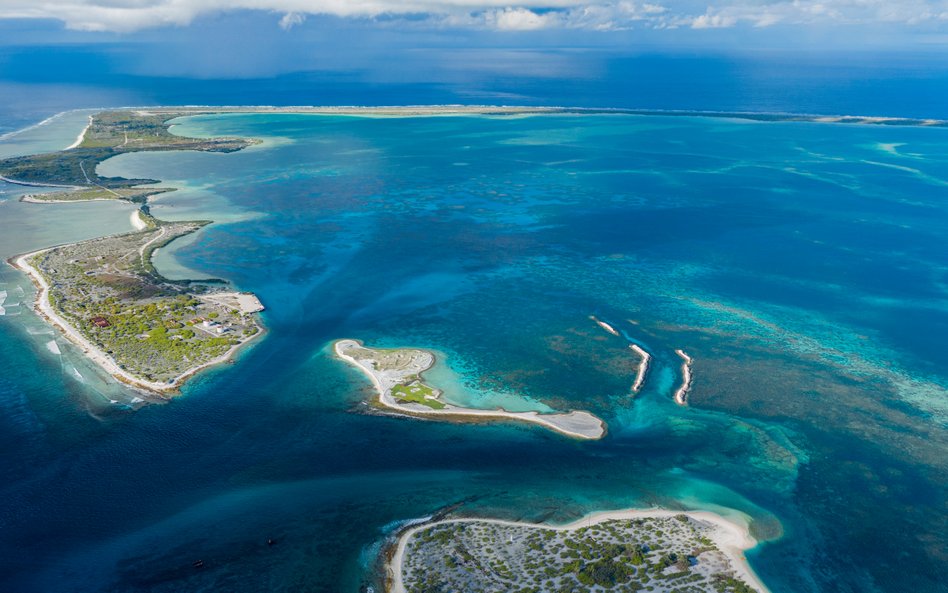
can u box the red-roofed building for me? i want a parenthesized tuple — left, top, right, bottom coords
(91, 316, 111, 328)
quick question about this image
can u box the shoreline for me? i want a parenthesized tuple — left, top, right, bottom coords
(130, 209, 147, 230)
(8, 245, 265, 397)
(674, 348, 693, 405)
(0, 174, 82, 190)
(65, 115, 93, 150)
(334, 339, 605, 440)
(388, 508, 770, 593)
(20, 194, 115, 204)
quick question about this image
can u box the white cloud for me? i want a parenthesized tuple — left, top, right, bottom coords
(0, 0, 946, 32)
(485, 7, 561, 30)
(690, 12, 737, 29)
(278, 11, 305, 30)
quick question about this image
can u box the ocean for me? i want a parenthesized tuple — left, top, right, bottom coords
(0, 91, 947, 591)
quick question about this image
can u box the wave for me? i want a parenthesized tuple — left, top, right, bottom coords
(0, 111, 66, 142)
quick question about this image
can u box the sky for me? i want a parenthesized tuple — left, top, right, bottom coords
(0, 1, 946, 43)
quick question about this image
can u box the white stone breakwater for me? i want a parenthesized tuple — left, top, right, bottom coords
(589, 316, 652, 396)
(674, 349, 693, 406)
(630, 343, 651, 394)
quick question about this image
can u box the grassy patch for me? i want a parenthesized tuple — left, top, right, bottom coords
(28, 187, 174, 203)
(393, 382, 445, 409)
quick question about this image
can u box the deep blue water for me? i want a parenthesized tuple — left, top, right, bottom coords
(3, 46, 948, 135)
(1, 109, 947, 593)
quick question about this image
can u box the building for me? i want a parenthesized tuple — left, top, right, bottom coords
(91, 316, 111, 328)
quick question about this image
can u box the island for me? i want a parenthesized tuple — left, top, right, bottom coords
(0, 109, 254, 202)
(389, 509, 768, 593)
(334, 339, 606, 440)
(2, 109, 265, 396)
(10, 212, 264, 394)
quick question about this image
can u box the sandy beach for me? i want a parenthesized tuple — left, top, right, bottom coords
(65, 115, 93, 150)
(20, 194, 112, 204)
(334, 339, 605, 440)
(9, 247, 264, 396)
(130, 209, 147, 230)
(674, 348, 693, 405)
(0, 174, 81, 190)
(389, 507, 770, 593)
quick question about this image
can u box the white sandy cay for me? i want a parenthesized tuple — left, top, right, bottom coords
(66, 115, 93, 150)
(674, 348, 693, 406)
(334, 339, 605, 440)
(630, 344, 651, 394)
(9, 247, 264, 396)
(389, 508, 770, 593)
(0, 290, 6, 316)
(590, 315, 620, 336)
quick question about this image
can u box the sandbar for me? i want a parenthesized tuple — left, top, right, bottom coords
(590, 315, 620, 336)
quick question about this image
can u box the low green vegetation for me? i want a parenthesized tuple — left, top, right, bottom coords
(0, 109, 255, 199)
(392, 382, 445, 409)
(27, 187, 174, 203)
(33, 220, 262, 386)
(400, 516, 758, 593)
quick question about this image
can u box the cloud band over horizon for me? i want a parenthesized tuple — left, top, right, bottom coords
(1, 0, 947, 33)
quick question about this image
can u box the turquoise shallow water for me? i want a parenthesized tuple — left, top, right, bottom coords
(1, 112, 947, 592)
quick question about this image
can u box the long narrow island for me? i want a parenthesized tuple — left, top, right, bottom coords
(389, 509, 769, 593)
(334, 339, 606, 440)
(2, 110, 265, 395)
